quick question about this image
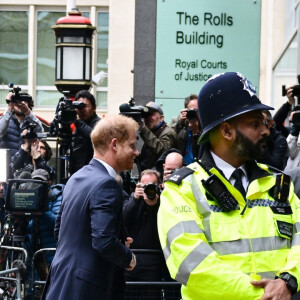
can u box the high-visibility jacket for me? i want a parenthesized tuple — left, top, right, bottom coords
(158, 158, 300, 300)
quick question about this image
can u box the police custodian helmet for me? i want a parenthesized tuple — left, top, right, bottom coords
(197, 72, 274, 143)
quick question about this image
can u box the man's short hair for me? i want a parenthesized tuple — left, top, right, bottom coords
(140, 169, 161, 184)
(91, 115, 138, 155)
(75, 90, 96, 108)
(184, 94, 198, 108)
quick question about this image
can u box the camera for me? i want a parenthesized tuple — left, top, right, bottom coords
(6, 83, 33, 105)
(119, 98, 150, 124)
(186, 109, 198, 121)
(141, 182, 160, 200)
(54, 98, 87, 126)
(290, 105, 300, 127)
(282, 75, 300, 97)
(168, 168, 180, 175)
(55, 98, 77, 125)
(20, 119, 46, 140)
(72, 101, 86, 110)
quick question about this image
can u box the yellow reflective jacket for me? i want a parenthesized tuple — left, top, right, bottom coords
(158, 158, 300, 300)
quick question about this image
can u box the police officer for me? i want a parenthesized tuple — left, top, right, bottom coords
(158, 72, 300, 300)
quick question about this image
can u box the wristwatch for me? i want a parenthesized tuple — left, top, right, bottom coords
(277, 272, 298, 295)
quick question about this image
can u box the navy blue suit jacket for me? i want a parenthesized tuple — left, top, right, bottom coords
(42, 159, 132, 300)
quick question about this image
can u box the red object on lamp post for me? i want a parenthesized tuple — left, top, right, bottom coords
(52, 9, 96, 97)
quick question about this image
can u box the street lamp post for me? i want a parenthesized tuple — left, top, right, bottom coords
(51, 9, 96, 183)
(52, 8, 96, 97)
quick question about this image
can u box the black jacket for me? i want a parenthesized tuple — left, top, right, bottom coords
(11, 148, 56, 180)
(273, 101, 292, 138)
(123, 193, 164, 281)
(71, 113, 100, 174)
(258, 127, 288, 170)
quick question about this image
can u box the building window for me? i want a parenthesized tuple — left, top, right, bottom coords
(272, 0, 299, 110)
(96, 12, 109, 109)
(36, 11, 64, 106)
(36, 11, 90, 107)
(0, 11, 29, 104)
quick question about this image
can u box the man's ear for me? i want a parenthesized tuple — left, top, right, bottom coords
(111, 138, 118, 151)
(219, 122, 235, 141)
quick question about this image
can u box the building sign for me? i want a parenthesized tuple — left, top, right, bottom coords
(155, 0, 261, 121)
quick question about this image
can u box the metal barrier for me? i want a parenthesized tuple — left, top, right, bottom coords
(28, 248, 181, 300)
(0, 245, 28, 300)
(124, 249, 182, 300)
(30, 248, 56, 300)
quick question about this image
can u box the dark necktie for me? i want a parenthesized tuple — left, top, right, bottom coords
(231, 168, 246, 198)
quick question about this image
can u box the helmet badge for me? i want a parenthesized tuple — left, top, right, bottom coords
(237, 72, 257, 98)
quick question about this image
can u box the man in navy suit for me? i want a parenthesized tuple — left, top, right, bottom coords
(42, 115, 139, 300)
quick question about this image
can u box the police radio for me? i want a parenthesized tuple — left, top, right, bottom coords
(202, 174, 238, 212)
(270, 173, 291, 203)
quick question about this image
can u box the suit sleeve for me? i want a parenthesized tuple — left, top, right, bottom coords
(90, 178, 132, 268)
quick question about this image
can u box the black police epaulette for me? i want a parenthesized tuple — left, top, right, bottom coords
(166, 167, 195, 185)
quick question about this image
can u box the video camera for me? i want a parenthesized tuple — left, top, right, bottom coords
(6, 83, 33, 105)
(119, 98, 150, 124)
(55, 97, 84, 125)
(282, 75, 300, 97)
(141, 182, 160, 200)
(20, 119, 47, 140)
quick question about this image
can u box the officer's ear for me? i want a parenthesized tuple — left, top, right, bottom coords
(219, 122, 235, 141)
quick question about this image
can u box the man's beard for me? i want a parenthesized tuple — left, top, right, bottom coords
(232, 129, 268, 161)
(14, 111, 25, 117)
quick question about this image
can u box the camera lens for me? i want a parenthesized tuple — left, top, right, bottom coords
(186, 109, 198, 121)
(143, 183, 158, 200)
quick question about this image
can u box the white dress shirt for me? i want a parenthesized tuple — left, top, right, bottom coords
(210, 151, 249, 192)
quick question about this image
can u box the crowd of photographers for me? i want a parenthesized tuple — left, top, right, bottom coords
(2, 80, 300, 298)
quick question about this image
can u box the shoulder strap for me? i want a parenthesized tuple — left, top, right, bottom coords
(166, 167, 195, 185)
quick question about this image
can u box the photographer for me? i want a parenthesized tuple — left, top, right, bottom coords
(162, 152, 184, 183)
(258, 110, 288, 170)
(139, 102, 177, 171)
(273, 85, 295, 138)
(0, 91, 43, 159)
(123, 169, 164, 296)
(170, 94, 202, 163)
(284, 106, 300, 170)
(71, 90, 100, 174)
(11, 136, 56, 181)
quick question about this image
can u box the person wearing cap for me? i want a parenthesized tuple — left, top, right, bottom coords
(139, 101, 178, 171)
(158, 72, 300, 299)
(0, 91, 44, 161)
(22, 169, 64, 289)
